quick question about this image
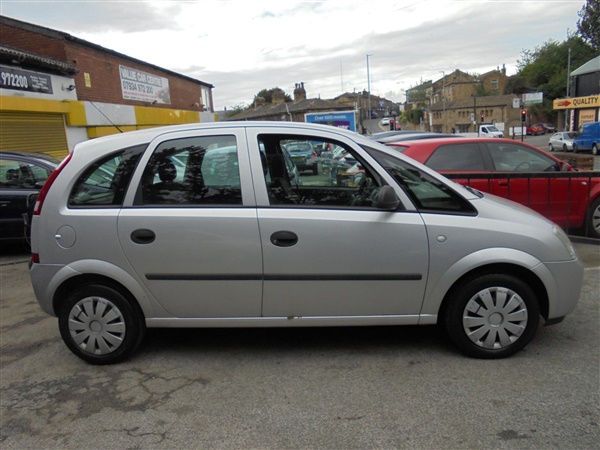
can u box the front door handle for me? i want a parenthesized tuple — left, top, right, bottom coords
(131, 229, 156, 244)
(270, 231, 298, 247)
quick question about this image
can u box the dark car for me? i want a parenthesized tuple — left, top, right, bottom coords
(0, 151, 60, 242)
(375, 132, 460, 144)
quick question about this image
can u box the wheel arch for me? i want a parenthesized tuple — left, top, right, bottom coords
(53, 274, 146, 321)
(436, 263, 549, 324)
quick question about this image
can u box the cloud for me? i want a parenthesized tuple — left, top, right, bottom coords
(1, 0, 583, 109)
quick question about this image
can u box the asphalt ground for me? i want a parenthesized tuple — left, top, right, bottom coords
(0, 241, 598, 449)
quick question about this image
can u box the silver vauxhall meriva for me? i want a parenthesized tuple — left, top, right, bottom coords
(29, 122, 584, 364)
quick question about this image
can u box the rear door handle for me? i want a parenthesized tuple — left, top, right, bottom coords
(270, 231, 298, 247)
(131, 229, 156, 244)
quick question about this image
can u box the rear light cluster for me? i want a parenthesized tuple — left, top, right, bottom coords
(31, 153, 73, 264)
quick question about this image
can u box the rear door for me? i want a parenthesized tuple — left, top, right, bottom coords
(117, 129, 263, 318)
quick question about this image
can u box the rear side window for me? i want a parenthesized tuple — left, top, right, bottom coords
(137, 135, 242, 206)
(69, 145, 145, 207)
(426, 143, 485, 171)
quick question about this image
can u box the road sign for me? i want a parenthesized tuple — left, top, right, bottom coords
(522, 92, 543, 105)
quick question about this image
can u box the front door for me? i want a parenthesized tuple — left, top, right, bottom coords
(248, 131, 429, 318)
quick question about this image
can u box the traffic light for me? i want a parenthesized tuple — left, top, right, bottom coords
(521, 109, 527, 123)
(480, 114, 484, 123)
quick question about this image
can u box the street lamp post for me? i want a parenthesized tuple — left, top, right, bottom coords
(439, 70, 446, 133)
(366, 54, 373, 120)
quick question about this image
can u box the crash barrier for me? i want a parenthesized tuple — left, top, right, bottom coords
(445, 171, 600, 241)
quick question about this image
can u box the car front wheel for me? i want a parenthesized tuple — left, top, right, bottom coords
(58, 284, 146, 365)
(444, 274, 539, 359)
(586, 197, 600, 239)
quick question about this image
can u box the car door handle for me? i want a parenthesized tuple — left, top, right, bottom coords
(270, 231, 298, 247)
(131, 229, 156, 244)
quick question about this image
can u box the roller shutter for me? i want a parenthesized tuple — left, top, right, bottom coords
(0, 112, 69, 158)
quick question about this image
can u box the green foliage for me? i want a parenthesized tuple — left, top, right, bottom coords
(516, 35, 598, 118)
(402, 108, 424, 125)
(577, 0, 600, 50)
(253, 87, 292, 105)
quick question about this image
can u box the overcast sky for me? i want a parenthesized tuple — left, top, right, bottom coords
(1, 0, 584, 110)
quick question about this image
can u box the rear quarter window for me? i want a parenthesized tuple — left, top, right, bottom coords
(68, 144, 146, 207)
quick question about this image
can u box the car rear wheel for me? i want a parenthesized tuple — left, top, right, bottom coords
(444, 274, 539, 359)
(563, 144, 568, 152)
(58, 284, 146, 365)
(592, 144, 598, 156)
(549, 143, 554, 152)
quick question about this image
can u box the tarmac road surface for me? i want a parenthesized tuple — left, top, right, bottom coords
(0, 242, 598, 449)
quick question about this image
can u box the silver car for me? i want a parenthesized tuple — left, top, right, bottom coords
(29, 122, 583, 364)
(549, 132, 578, 152)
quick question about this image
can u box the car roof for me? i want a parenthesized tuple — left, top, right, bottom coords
(385, 137, 565, 161)
(0, 151, 61, 165)
(72, 121, 365, 155)
(377, 133, 460, 143)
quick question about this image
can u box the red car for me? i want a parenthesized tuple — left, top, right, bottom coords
(385, 137, 600, 238)
(526, 123, 547, 136)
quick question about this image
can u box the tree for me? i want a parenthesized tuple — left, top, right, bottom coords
(253, 87, 292, 105)
(577, 0, 600, 50)
(516, 35, 598, 119)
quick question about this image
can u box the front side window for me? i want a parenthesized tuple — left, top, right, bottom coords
(138, 135, 242, 206)
(69, 145, 145, 206)
(258, 134, 384, 209)
(369, 148, 476, 214)
(487, 142, 560, 172)
(426, 143, 486, 171)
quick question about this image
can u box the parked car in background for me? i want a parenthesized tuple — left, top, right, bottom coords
(385, 137, 600, 238)
(526, 123, 546, 135)
(573, 121, 600, 155)
(542, 123, 557, 133)
(549, 132, 578, 152)
(283, 140, 318, 175)
(0, 151, 60, 242)
(29, 121, 583, 364)
(375, 132, 460, 144)
(368, 130, 423, 140)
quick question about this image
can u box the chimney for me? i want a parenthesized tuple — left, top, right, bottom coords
(294, 82, 306, 102)
(254, 96, 266, 108)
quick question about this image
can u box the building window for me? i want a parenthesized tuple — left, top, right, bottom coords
(491, 79, 498, 90)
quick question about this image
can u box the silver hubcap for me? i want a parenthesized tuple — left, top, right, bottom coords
(462, 287, 528, 349)
(69, 297, 126, 355)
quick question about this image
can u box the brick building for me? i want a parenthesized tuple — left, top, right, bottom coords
(0, 15, 215, 157)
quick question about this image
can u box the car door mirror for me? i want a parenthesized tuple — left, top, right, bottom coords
(376, 185, 400, 210)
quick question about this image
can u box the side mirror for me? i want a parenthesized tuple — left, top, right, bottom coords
(376, 186, 400, 210)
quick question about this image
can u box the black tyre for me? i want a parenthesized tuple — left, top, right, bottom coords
(444, 274, 540, 359)
(549, 143, 554, 152)
(592, 144, 599, 156)
(58, 284, 146, 365)
(563, 144, 568, 152)
(585, 196, 600, 239)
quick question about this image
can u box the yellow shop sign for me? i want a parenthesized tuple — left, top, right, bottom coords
(554, 95, 600, 109)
